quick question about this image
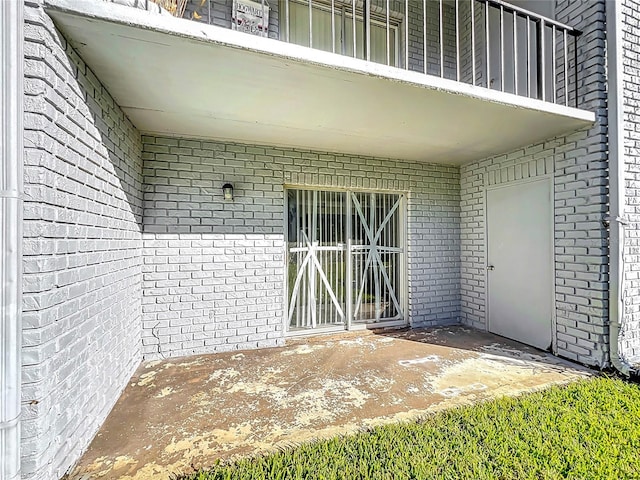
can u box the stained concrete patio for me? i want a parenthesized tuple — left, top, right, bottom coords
(68, 326, 592, 480)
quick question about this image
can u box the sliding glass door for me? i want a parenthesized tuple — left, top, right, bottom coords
(286, 188, 405, 332)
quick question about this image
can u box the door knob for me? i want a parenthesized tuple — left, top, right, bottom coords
(487, 265, 495, 271)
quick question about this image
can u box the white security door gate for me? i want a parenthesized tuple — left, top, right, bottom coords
(487, 178, 553, 350)
(287, 188, 405, 332)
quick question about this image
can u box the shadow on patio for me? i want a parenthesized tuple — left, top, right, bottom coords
(68, 326, 591, 480)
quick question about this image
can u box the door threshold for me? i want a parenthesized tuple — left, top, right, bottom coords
(286, 326, 347, 338)
(285, 320, 408, 338)
(350, 320, 408, 331)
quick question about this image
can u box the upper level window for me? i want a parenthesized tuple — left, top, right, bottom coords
(284, 0, 399, 67)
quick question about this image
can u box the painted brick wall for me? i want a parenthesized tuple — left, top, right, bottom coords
(141, 137, 461, 359)
(621, 0, 640, 365)
(460, 0, 609, 367)
(22, 2, 144, 478)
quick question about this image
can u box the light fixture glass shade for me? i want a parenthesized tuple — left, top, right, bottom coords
(222, 183, 234, 200)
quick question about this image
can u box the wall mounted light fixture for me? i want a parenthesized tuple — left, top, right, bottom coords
(222, 183, 234, 201)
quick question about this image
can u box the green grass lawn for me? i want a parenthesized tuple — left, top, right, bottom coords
(181, 377, 640, 480)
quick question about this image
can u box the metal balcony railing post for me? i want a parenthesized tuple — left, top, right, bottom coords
(352, 0, 357, 58)
(285, 0, 290, 42)
(365, 0, 371, 61)
(552, 25, 557, 103)
(536, 19, 545, 101)
(526, 15, 531, 97)
(423, 0, 427, 74)
(471, 0, 476, 85)
(341, 4, 347, 55)
(308, 0, 313, 47)
(499, 5, 504, 91)
(386, 0, 390, 66)
(331, 0, 335, 54)
(439, 0, 444, 78)
(563, 29, 568, 106)
(405, 0, 409, 69)
(574, 34, 579, 107)
(513, 11, 517, 94)
(485, 1, 490, 88)
(456, 0, 460, 81)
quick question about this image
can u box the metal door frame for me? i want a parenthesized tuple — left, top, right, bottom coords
(284, 185, 407, 336)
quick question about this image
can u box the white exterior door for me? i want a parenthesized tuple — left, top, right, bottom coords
(487, 178, 553, 350)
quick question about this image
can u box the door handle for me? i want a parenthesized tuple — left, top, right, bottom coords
(487, 265, 495, 271)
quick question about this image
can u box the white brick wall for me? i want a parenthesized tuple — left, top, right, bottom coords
(460, 0, 610, 367)
(22, 2, 143, 478)
(621, 0, 640, 365)
(141, 137, 461, 359)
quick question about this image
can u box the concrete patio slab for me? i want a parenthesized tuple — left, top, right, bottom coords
(67, 326, 592, 480)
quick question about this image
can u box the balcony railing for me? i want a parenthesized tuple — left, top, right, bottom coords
(140, 0, 583, 107)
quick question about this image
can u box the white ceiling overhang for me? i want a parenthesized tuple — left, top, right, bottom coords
(45, 0, 595, 165)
